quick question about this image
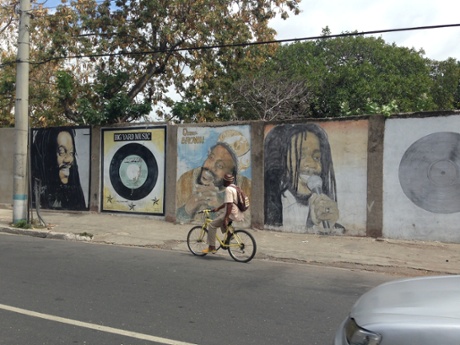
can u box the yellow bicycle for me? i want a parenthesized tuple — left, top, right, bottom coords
(186, 209, 257, 263)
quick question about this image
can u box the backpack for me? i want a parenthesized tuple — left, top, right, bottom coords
(230, 184, 250, 212)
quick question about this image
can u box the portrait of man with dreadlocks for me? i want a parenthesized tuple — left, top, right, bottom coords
(264, 123, 344, 234)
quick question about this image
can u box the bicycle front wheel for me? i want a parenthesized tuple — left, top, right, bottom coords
(187, 226, 208, 256)
(228, 230, 257, 263)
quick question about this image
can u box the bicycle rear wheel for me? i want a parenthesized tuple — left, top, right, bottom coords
(227, 230, 256, 263)
(187, 226, 208, 256)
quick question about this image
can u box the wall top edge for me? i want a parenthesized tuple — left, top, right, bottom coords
(2, 110, 460, 131)
(384, 110, 460, 120)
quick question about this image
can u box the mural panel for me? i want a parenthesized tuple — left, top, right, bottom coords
(101, 127, 166, 215)
(264, 121, 368, 235)
(176, 126, 251, 226)
(383, 116, 460, 242)
(31, 127, 91, 211)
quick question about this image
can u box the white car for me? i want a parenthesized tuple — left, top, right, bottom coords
(333, 275, 460, 345)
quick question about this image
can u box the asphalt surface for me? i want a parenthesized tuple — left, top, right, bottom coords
(1, 205, 459, 276)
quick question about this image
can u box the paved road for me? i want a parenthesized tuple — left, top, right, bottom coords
(0, 234, 396, 345)
(2, 206, 460, 276)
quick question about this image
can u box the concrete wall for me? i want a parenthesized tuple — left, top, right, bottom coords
(383, 113, 460, 242)
(0, 128, 15, 204)
(2, 110, 460, 243)
(263, 120, 369, 236)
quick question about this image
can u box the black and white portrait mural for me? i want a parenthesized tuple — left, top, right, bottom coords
(265, 123, 349, 235)
(264, 121, 369, 235)
(383, 116, 460, 242)
(31, 127, 91, 211)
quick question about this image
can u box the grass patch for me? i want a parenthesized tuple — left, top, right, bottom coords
(13, 220, 32, 229)
(79, 232, 93, 239)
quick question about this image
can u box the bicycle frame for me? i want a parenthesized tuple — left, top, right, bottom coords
(197, 210, 241, 249)
(187, 209, 257, 262)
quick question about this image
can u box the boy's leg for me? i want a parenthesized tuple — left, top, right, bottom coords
(207, 214, 224, 247)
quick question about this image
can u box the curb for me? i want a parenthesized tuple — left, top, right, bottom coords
(2, 224, 460, 277)
(0, 227, 92, 241)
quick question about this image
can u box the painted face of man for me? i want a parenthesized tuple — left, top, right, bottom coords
(56, 131, 75, 184)
(287, 131, 322, 198)
(200, 144, 235, 188)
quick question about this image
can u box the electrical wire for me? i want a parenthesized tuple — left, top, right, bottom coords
(33, 23, 460, 64)
(1, 23, 460, 68)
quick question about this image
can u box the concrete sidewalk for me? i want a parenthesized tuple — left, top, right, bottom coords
(1, 205, 459, 276)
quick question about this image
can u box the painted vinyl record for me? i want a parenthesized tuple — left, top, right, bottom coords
(399, 132, 460, 214)
(110, 143, 158, 200)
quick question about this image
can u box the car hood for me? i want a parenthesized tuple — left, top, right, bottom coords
(351, 275, 460, 327)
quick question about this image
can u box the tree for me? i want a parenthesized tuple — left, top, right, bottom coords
(429, 58, 460, 110)
(230, 71, 310, 121)
(0, 0, 18, 127)
(0, 0, 17, 48)
(226, 28, 460, 120)
(0, 0, 67, 127)
(30, 0, 301, 125)
(273, 30, 438, 118)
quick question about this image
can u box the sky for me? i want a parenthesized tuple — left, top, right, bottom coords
(40, 0, 460, 61)
(270, 0, 460, 61)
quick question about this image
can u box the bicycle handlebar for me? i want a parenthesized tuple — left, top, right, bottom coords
(197, 209, 214, 214)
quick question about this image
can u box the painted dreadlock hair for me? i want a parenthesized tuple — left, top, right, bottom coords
(31, 127, 86, 210)
(264, 124, 337, 227)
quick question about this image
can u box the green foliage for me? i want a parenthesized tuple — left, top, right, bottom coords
(341, 99, 399, 117)
(21, 0, 300, 125)
(172, 96, 234, 123)
(271, 34, 437, 117)
(53, 70, 153, 125)
(0, 55, 16, 127)
(223, 30, 459, 120)
(3, 0, 459, 125)
(177, 28, 460, 121)
(78, 232, 93, 238)
(13, 220, 32, 229)
(429, 58, 460, 110)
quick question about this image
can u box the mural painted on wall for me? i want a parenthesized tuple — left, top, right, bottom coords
(176, 126, 251, 226)
(31, 127, 91, 211)
(399, 132, 460, 214)
(264, 123, 345, 234)
(383, 115, 460, 242)
(101, 127, 166, 215)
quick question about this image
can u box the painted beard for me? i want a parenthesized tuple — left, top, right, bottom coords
(199, 167, 224, 189)
(59, 164, 72, 184)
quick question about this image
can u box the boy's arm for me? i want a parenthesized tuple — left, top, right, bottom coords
(211, 203, 225, 212)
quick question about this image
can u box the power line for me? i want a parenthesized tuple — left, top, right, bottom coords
(33, 23, 460, 64)
(2, 22, 459, 68)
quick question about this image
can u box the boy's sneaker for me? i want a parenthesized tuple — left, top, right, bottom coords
(202, 247, 217, 254)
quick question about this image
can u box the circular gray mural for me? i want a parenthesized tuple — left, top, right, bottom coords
(399, 132, 460, 214)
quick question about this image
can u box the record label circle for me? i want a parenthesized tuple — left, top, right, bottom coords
(110, 143, 158, 200)
(119, 155, 149, 189)
(399, 132, 460, 214)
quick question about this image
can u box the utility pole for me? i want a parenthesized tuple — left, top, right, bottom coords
(13, 0, 31, 223)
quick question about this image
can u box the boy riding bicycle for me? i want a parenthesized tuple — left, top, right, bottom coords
(202, 173, 244, 254)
